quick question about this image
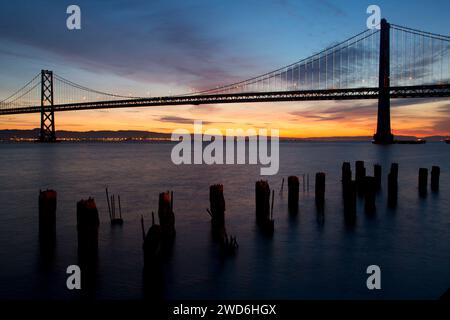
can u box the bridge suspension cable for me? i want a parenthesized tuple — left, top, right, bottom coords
(183, 28, 381, 96)
(52, 73, 145, 105)
(0, 73, 41, 110)
(390, 24, 450, 86)
(184, 24, 449, 96)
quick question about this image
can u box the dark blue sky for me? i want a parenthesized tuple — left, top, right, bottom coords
(1, 0, 449, 96)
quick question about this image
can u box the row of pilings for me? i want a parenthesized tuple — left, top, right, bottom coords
(341, 161, 440, 219)
(37, 163, 440, 295)
(38, 163, 441, 250)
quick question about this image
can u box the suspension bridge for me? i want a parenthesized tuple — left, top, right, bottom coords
(1, 19, 449, 143)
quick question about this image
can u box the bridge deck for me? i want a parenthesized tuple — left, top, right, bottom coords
(1, 85, 449, 115)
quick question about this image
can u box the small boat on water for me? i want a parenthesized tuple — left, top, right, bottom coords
(445, 139, 450, 144)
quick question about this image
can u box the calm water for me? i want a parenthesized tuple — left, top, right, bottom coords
(0, 142, 449, 300)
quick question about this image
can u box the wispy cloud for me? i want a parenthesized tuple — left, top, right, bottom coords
(0, 0, 265, 91)
(158, 116, 212, 125)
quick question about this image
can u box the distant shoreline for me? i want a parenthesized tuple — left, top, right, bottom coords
(0, 129, 448, 142)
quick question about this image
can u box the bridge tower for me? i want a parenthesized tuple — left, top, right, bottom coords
(39, 70, 56, 142)
(373, 19, 394, 144)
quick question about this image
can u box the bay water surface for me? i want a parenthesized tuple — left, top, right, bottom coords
(0, 141, 449, 300)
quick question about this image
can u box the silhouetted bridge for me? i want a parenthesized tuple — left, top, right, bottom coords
(1, 19, 449, 144)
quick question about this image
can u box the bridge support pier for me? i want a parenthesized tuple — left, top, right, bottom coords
(39, 70, 56, 142)
(373, 19, 394, 144)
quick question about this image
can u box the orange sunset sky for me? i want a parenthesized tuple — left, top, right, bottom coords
(1, 98, 448, 138)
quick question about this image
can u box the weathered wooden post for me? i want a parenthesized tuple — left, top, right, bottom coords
(142, 213, 163, 268)
(141, 212, 164, 300)
(158, 191, 175, 239)
(388, 163, 398, 207)
(105, 187, 112, 219)
(344, 180, 357, 222)
(431, 166, 440, 192)
(342, 162, 352, 186)
(418, 168, 428, 196)
(390, 163, 398, 181)
(207, 184, 238, 254)
(342, 162, 352, 201)
(255, 180, 271, 223)
(374, 164, 382, 191)
(209, 184, 225, 228)
(355, 161, 366, 187)
(39, 189, 57, 243)
(364, 176, 376, 213)
(117, 195, 123, 222)
(106, 188, 124, 225)
(76, 198, 99, 257)
(255, 180, 274, 234)
(288, 176, 299, 214)
(315, 172, 325, 207)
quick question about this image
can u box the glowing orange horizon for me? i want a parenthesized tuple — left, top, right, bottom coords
(0, 100, 448, 138)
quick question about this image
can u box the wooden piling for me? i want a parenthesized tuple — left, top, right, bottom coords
(255, 180, 271, 223)
(118, 195, 122, 219)
(342, 162, 352, 200)
(288, 176, 299, 214)
(111, 195, 115, 219)
(364, 176, 376, 213)
(355, 161, 366, 188)
(266, 190, 275, 234)
(388, 163, 398, 208)
(374, 164, 382, 191)
(209, 184, 225, 228)
(158, 191, 176, 239)
(105, 187, 112, 220)
(271, 189, 274, 221)
(431, 166, 440, 192)
(390, 163, 398, 181)
(207, 184, 238, 253)
(76, 198, 100, 255)
(142, 213, 163, 267)
(142, 214, 164, 300)
(342, 162, 352, 186)
(107, 188, 124, 225)
(315, 172, 325, 207)
(343, 180, 357, 222)
(355, 160, 366, 184)
(39, 189, 57, 243)
(255, 180, 274, 234)
(418, 168, 428, 195)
